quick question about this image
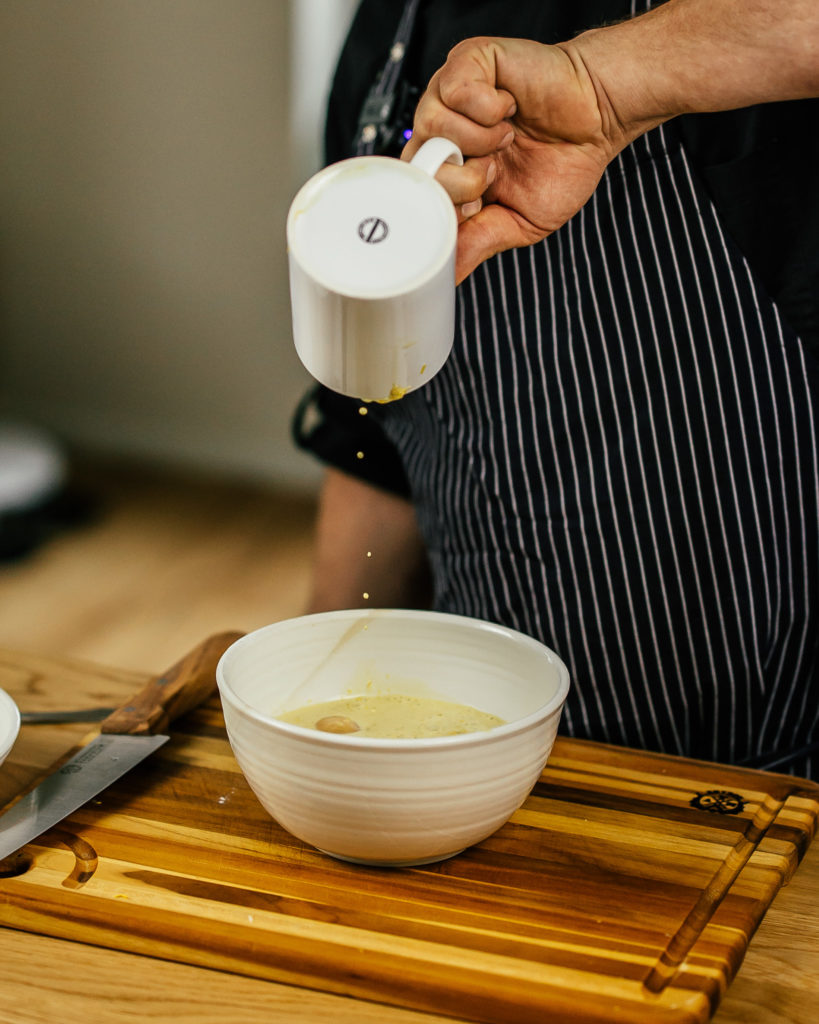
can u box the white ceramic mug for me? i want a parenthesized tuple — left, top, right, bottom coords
(286, 137, 462, 402)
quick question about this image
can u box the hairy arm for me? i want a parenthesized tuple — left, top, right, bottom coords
(306, 468, 432, 614)
(403, 0, 819, 280)
(572, 0, 819, 133)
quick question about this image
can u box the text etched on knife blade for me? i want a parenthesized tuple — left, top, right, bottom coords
(59, 739, 112, 773)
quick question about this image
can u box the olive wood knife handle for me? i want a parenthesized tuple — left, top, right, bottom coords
(100, 631, 244, 736)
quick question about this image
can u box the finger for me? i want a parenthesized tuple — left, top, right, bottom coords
(459, 198, 482, 222)
(435, 49, 517, 129)
(433, 155, 495, 206)
(405, 103, 514, 161)
(406, 50, 517, 161)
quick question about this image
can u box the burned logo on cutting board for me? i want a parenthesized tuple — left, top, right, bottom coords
(689, 790, 746, 815)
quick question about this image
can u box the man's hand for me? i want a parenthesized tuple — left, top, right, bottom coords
(403, 1, 819, 283)
(402, 37, 622, 283)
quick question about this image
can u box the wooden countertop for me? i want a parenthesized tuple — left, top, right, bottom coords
(1, 645, 817, 1024)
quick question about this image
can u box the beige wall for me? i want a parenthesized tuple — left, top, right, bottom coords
(0, 0, 355, 491)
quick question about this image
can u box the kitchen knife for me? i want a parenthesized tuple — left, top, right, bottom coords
(0, 631, 242, 861)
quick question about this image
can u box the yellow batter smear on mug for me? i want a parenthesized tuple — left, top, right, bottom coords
(276, 693, 505, 738)
(374, 385, 408, 404)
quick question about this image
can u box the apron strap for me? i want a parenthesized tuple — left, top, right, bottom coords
(355, 0, 422, 156)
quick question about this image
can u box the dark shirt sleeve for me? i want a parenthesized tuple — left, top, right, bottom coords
(292, 384, 411, 498)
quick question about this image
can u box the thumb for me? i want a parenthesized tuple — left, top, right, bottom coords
(454, 204, 538, 283)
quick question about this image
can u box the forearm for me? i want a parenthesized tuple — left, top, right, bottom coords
(306, 469, 432, 614)
(564, 0, 819, 149)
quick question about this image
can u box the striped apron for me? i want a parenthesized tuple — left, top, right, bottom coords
(373, 117, 819, 778)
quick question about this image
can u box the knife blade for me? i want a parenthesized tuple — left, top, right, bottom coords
(20, 707, 115, 724)
(0, 630, 243, 861)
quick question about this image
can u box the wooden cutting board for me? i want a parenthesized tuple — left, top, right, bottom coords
(1, 697, 817, 1024)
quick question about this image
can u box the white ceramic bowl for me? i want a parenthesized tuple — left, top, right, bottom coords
(216, 609, 570, 867)
(0, 687, 21, 769)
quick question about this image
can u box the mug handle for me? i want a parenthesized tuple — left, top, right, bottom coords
(409, 137, 463, 177)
